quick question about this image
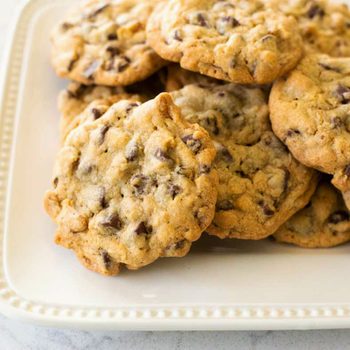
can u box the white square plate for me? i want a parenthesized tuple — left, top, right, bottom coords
(1, 0, 350, 331)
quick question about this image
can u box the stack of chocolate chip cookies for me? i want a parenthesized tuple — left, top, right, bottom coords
(44, 0, 350, 276)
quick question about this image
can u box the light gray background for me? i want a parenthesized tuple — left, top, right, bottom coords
(1, 1, 350, 349)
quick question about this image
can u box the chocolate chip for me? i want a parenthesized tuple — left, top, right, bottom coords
(203, 117, 219, 135)
(319, 62, 341, 73)
(175, 240, 186, 250)
(100, 196, 108, 209)
(106, 46, 120, 57)
(230, 58, 237, 68)
(130, 174, 149, 195)
(101, 213, 123, 230)
(169, 184, 181, 199)
(53, 177, 59, 187)
(199, 164, 211, 174)
(173, 30, 183, 41)
(91, 108, 103, 119)
(107, 33, 118, 40)
(98, 187, 108, 209)
(221, 16, 240, 27)
(219, 147, 233, 162)
(175, 165, 194, 180)
(67, 58, 78, 72)
(258, 201, 275, 216)
(196, 13, 209, 27)
(154, 149, 171, 162)
(67, 84, 88, 99)
(344, 165, 350, 177)
(305, 201, 312, 209)
(236, 170, 249, 179)
(61, 22, 73, 31)
(283, 169, 290, 194)
(217, 92, 226, 97)
(98, 125, 110, 145)
(79, 163, 94, 175)
(83, 61, 100, 79)
(194, 210, 206, 228)
(135, 221, 152, 235)
(182, 135, 202, 154)
(328, 210, 350, 224)
(307, 4, 325, 18)
(72, 158, 80, 172)
(331, 116, 343, 128)
(286, 129, 301, 137)
(125, 145, 139, 162)
(117, 56, 131, 72)
(335, 84, 350, 104)
(217, 200, 234, 211)
(153, 178, 159, 188)
(263, 206, 275, 216)
(100, 249, 112, 269)
(126, 102, 140, 114)
(216, 16, 239, 34)
(88, 4, 110, 19)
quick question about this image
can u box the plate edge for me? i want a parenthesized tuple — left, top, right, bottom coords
(1, 0, 350, 330)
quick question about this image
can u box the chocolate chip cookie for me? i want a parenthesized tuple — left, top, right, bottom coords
(274, 181, 350, 248)
(147, 0, 303, 84)
(58, 82, 143, 142)
(44, 93, 218, 275)
(269, 54, 350, 208)
(268, 0, 350, 56)
(51, 0, 166, 86)
(170, 84, 318, 239)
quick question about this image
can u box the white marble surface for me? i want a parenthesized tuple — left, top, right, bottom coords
(2, 319, 350, 350)
(1, 0, 350, 348)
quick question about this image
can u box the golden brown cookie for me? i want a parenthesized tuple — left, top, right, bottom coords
(274, 181, 350, 248)
(44, 94, 218, 275)
(270, 54, 350, 209)
(51, 0, 166, 86)
(147, 0, 303, 84)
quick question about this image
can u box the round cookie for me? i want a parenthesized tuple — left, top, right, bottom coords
(170, 84, 318, 240)
(147, 0, 303, 85)
(269, 54, 350, 207)
(51, 0, 166, 86)
(268, 0, 350, 57)
(44, 93, 218, 275)
(274, 181, 350, 248)
(58, 82, 143, 142)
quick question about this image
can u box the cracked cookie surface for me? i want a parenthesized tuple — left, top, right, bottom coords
(274, 181, 350, 248)
(44, 93, 218, 275)
(170, 84, 317, 239)
(147, 0, 303, 84)
(269, 54, 350, 208)
(51, 0, 166, 86)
